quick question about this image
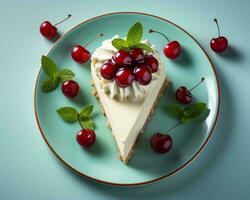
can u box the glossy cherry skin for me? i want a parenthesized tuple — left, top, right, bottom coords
(61, 80, 79, 98)
(144, 55, 159, 73)
(210, 36, 228, 52)
(115, 68, 134, 88)
(40, 21, 57, 39)
(76, 129, 96, 147)
(71, 45, 90, 64)
(176, 86, 192, 104)
(163, 41, 181, 59)
(130, 48, 144, 64)
(150, 133, 172, 154)
(113, 50, 132, 66)
(134, 64, 152, 85)
(100, 61, 119, 80)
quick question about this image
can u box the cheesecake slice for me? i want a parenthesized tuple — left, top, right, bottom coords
(91, 35, 167, 163)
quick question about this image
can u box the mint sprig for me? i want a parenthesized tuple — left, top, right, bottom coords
(41, 55, 75, 92)
(57, 105, 95, 129)
(166, 102, 210, 124)
(112, 22, 153, 52)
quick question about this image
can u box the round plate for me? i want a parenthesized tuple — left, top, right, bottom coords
(35, 12, 220, 186)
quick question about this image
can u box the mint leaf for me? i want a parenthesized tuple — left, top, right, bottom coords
(181, 116, 190, 124)
(166, 104, 184, 119)
(184, 103, 206, 119)
(79, 105, 94, 120)
(132, 43, 153, 52)
(59, 69, 75, 82)
(126, 22, 143, 46)
(112, 38, 129, 51)
(80, 118, 95, 129)
(192, 108, 210, 122)
(57, 107, 79, 122)
(41, 55, 58, 77)
(41, 76, 59, 92)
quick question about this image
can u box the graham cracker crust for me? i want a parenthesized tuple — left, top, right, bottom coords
(91, 78, 169, 164)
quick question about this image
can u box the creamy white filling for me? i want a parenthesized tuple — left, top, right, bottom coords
(91, 35, 164, 101)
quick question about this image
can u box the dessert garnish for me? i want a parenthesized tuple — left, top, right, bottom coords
(41, 55, 75, 92)
(210, 18, 228, 52)
(40, 14, 71, 40)
(150, 102, 210, 153)
(61, 80, 79, 98)
(176, 77, 205, 104)
(76, 129, 96, 147)
(71, 33, 104, 64)
(99, 22, 158, 88)
(149, 29, 181, 59)
(57, 105, 96, 147)
(57, 105, 95, 129)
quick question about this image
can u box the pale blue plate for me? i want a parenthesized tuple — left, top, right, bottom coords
(35, 12, 220, 186)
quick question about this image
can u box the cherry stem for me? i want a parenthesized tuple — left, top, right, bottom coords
(189, 77, 205, 92)
(149, 29, 170, 42)
(83, 33, 104, 47)
(166, 122, 182, 133)
(78, 116, 84, 129)
(214, 18, 220, 37)
(54, 14, 72, 26)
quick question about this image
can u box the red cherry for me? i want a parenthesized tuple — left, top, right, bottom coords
(40, 21, 57, 39)
(150, 133, 172, 153)
(210, 37, 228, 52)
(164, 41, 181, 59)
(176, 86, 192, 104)
(39, 15, 71, 40)
(144, 55, 159, 73)
(76, 129, 96, 147)
(113, 50, 132, 66)
(115, 68, 134, 88)
(100, 61, 119, 80)
(71, 45, 90, 64)
(130, 48, 144, 64)
(176, 78, 205, 104)
(210, 18, 228, 52)
(134, 64, 152, 85)
(149, 29, 181, 59)
(61, 80, 79, 98)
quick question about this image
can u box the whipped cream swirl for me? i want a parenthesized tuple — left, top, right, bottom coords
(91, 35, 164, 101)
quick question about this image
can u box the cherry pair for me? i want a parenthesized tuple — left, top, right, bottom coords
(150, 18, 228, 56)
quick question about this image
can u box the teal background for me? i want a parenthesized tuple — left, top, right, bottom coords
(0, 0, 249, 199)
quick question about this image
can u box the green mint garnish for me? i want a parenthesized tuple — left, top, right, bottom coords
(126, 22, 143, 46)
(41, 55, 75, 92)
(57, 105, 95, 129)
(166, 102, 210, 124)
(57, 107, 79, 122)
(112, 22, 153, 52)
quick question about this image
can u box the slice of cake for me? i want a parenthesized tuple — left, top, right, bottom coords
(91, 22, 167, 163)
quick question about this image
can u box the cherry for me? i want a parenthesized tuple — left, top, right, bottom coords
(40, 14, 71, 40)
(76, 129, 96, 147)
(71, 45, 90, 64)
(100, 60, 119, 80)
(176, 77, 205, 104)
(115, 68, 134, 88)
(210, 18, 228, 52)
(149, 29, 181, 59)
(113, 50, 132, 66)
(130, 48, 144, 64)
(150, 133, 172, 153)
(134, 64, 152, 85)
(150, 122, 182, 154)
(61, 80, 79, 98)
(71, 34, 103, 64)
(144, 55, 159, 73)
